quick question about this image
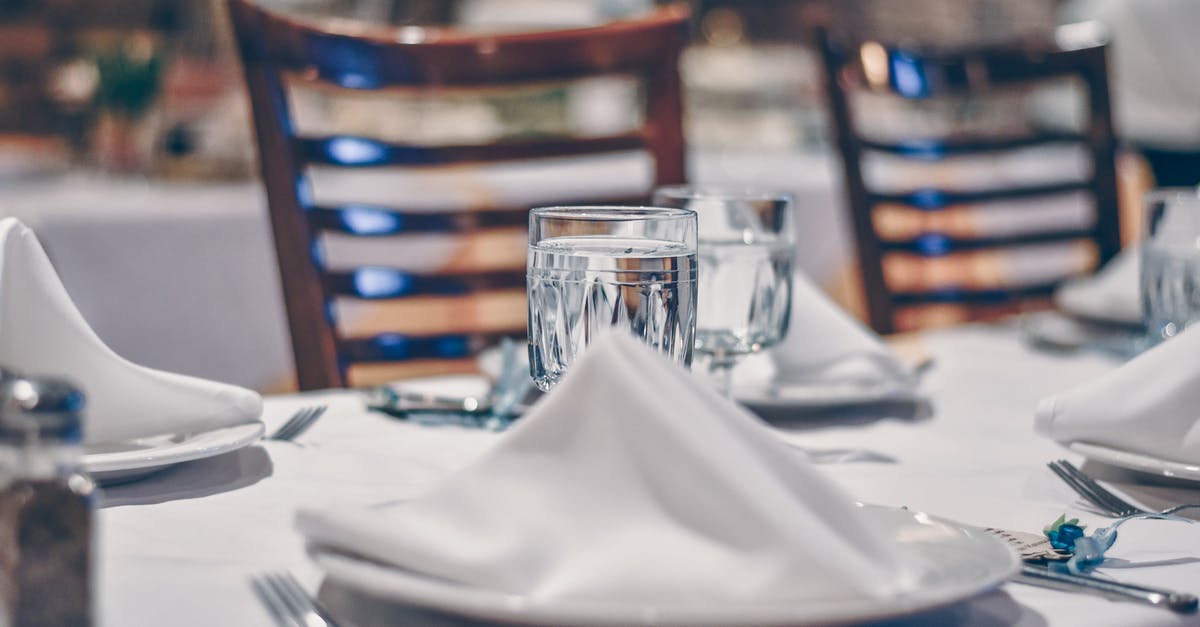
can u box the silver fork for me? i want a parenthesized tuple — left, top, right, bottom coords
(267, 405, 328, 442)
(1048, 459, 1200, 518)
(250, 571, 341, 627)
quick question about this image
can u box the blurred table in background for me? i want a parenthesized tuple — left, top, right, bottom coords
(0, 148, 844, 392)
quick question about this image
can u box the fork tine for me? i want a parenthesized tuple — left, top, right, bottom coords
(263, 573, 309, 624)
(272, 409, 314, 442)
(1048, 460, 1125, 516)
(270, 405, 327, 442)
(1050, 460, 1145, 517)
(1048, 461, 1119, 516)
(251, 575, 299, 627)
(268, 407, 311, 441)
(1054, 459, 1145, 516)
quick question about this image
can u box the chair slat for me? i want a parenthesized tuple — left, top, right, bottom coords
(869, 181, 1091, 211)
(892, 282, 1060, 306)
(308, 205, 528, 235)
(339, 330, 523, 363)
(325, 267, 525, 299)
(878, 229, 1097, 255)
(295, 133, 647, 168)
(308, 194, 649, 236)
(861, 133, 1085, 160)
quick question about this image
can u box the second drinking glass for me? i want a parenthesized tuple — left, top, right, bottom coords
(527, 206, 698, 391)
(652, 187, 796, 396)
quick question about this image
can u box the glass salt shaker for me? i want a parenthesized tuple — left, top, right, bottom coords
(0, 375, 94, 626)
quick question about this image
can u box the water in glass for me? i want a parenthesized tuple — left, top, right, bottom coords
(528, 235, 697, 391)
(696, 240, 793, 357)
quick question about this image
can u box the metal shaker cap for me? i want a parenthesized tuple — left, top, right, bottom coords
(0, 376, 85, 443)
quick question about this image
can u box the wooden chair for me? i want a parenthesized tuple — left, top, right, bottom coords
(228, 0, 689, 389)
(814, 22, 1122, 333)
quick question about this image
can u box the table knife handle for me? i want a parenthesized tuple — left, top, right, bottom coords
(1016, 565, 1198, 613)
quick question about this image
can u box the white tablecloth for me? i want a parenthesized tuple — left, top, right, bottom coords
(0, 149, 844, 392)
(98, 324, 1200, 626)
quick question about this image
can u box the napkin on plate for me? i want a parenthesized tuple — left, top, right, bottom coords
(1035, 323, 1200, 463)
(734, 272, 912, 388)
(0, 218, 261, 444)
(1052, 248, 1140, 326)
(299, 331, 917, 604)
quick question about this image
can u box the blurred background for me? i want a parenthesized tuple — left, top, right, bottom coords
(0, 0, 1062, 176)
(4, 0, 1116, 392)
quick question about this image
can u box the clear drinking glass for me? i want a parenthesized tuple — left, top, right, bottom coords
(652, 186, 795, 396)
(527, 206, 698, 391)
(1142, 188, 1200, 342)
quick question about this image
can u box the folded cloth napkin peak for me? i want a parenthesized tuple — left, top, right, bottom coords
(1036, 323, 1200, 463)
(299, 331, 917, 605)
(735, 272, 910, 387)
(0, 218, 261, 443)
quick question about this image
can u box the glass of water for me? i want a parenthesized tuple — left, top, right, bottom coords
(652, 186, 795, 396)
(527, 206, 698, 391)
(1142, 188, 1200, 342)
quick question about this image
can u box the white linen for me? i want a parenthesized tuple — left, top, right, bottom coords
(299, 332, 916, 604)
(737, 272, 910, 386)
(98, 326, 1200, 627)
(1035, 323, 1200, 463)
(1053, 248, 1140, 325)
(0, 218, 261, 443)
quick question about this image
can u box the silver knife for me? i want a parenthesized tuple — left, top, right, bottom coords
(1014, 564, 1198, 613)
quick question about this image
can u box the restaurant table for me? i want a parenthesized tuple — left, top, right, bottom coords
(98, 323, 1200, 627)
(0, 149, 845, 393)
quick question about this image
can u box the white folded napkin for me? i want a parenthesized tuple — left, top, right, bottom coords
(1053, 248, 1140, 326)
(735, 272, 911, 387)
(1035, 323, 1200, 463)
(299, 331, 917, 605)
(0, 218, 261, 444)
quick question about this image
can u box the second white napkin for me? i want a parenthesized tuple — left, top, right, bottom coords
(0, 218, 261, 444)
(735, 272, 911, 387)
(299, 331, 917, 604)
(1035, 324, 1200, 463)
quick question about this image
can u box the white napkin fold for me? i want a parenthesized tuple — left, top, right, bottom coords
(0, 218, 262, 444)
(299, 331, 917, 604)
(1052, 248, 1140, 326)
(735, 272, 911, 387)
(1035, 323, 1200, 463)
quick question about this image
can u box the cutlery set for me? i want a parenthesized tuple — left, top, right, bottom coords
(1021, 458, 1200, 613)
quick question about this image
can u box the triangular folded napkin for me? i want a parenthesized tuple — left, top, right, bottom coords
(736, 272, 911, 387)
(1036, 323, 1200, 463)
(1053, 248, 1140, 326)
(299, 332, 917, 604)
(0, 218, 261, 444)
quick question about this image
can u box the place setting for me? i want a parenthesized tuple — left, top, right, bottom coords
(283, 195, 1043, 625)
(0, 217, 267, 486)
(1021, 188, 1200, 360)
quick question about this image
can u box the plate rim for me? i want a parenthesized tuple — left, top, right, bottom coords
(1067, 441, 1200, 481)
(311, 504, 1019, 626)
(83, 421, 265, 473)
(734, 377, 921, 409)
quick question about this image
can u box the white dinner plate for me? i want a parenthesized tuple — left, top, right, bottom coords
(310, 504, 1019, 626)
(1067, 441, 1200, 482)
(734, 376, 919, 410)
(83, 421, 265, 484)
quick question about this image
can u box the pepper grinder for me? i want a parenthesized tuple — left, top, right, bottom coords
(0, 374, 94, 626)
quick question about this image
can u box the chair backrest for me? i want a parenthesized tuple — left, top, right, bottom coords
(814, 22, 1121, 333)
(228, 0, 689, 389)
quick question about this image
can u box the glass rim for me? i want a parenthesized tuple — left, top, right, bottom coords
(529, 205, 696, 221)
(652, 185, 794, 204)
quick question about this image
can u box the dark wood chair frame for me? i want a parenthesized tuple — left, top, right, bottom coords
(814, 24, 1122, 333)
(228, 0, 690, 389)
